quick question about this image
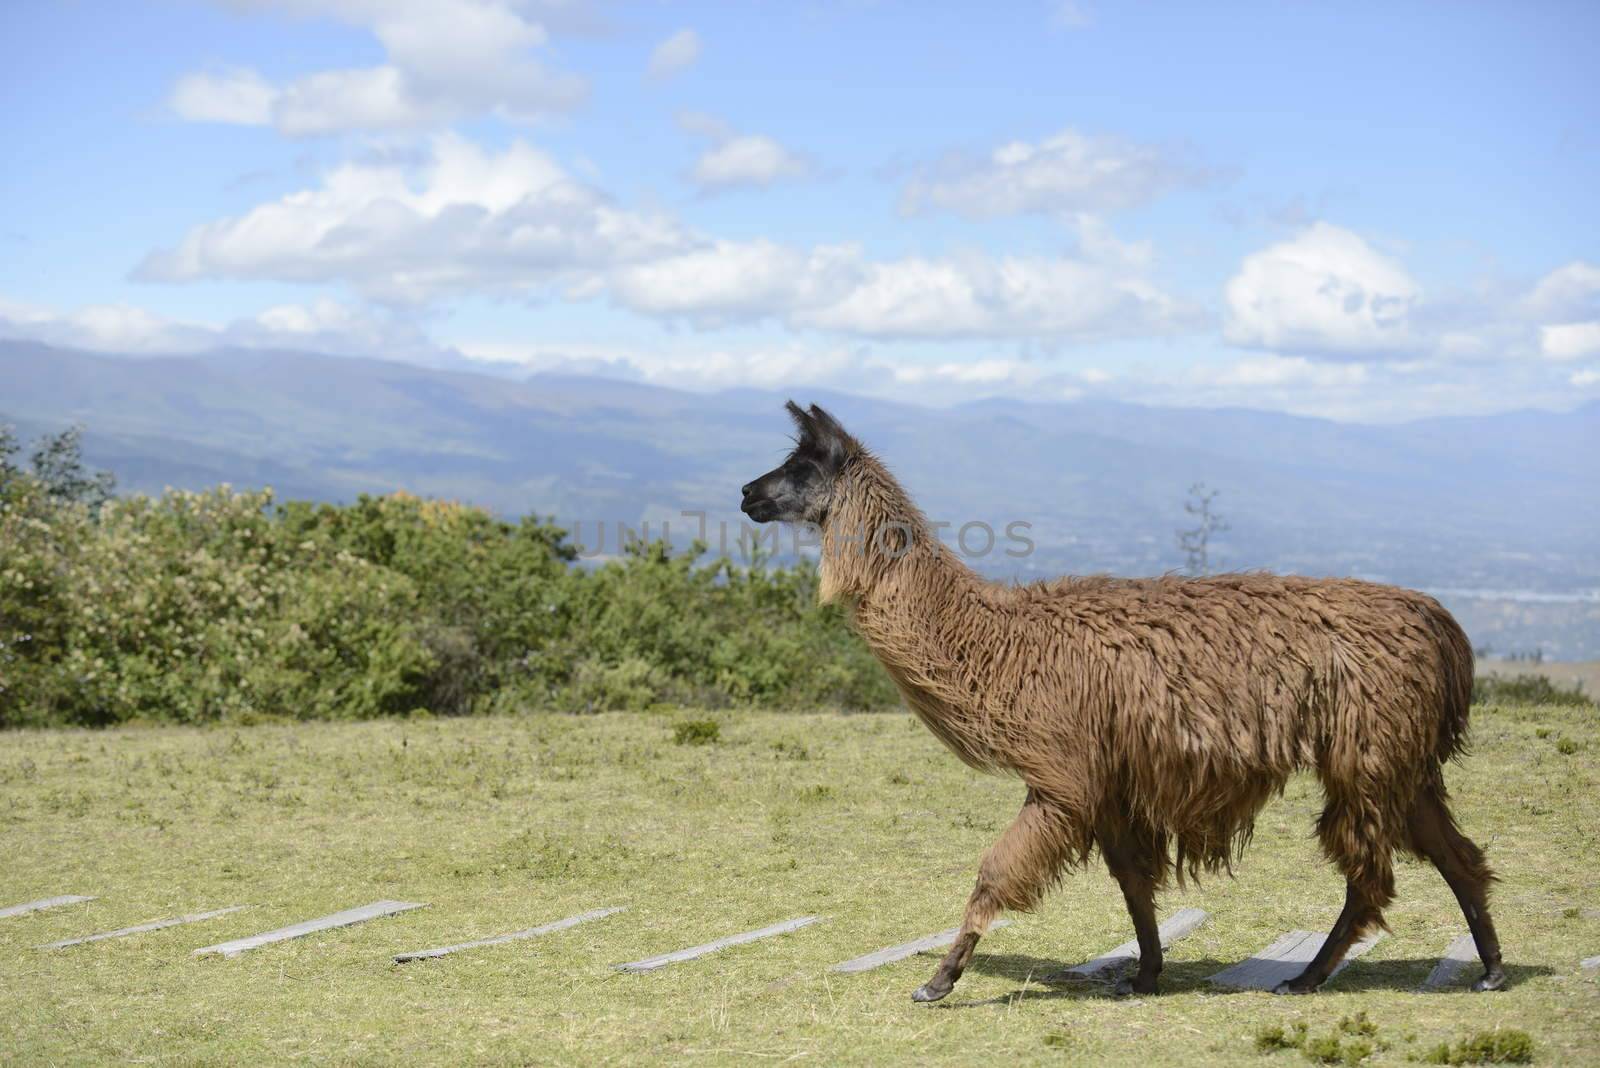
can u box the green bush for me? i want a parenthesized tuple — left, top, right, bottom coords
(1420, 1029, 1534, 1065)
(1473, 672, 1592, 708)
(0, 426, 897, 727)
(673, 718, 721, 746)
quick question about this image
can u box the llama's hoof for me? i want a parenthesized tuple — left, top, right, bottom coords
(1271, 979, 1318, 996)
(1471, 969, 1507, 992)
(1114, 974, 1158, 997)
(912, 981, 952, 1003)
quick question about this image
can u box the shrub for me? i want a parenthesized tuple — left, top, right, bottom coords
(1473, 672, 1592, 708)
(673, 718, 721, 746)
(1420, 1029, 1535, 1065)
(570, 657, 671, 713)
(1, 428, 900, 727)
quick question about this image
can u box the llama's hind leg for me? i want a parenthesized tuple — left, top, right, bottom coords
(1406, 782, 1505, 991)
(913, 790, 1073, 1003)
(1274, 794, 1394, 995)
(1272, 880, 1386, 995)
(1097, 821, 1166, 995)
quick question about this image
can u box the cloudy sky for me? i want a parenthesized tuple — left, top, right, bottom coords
(2, 0, 1596, 420)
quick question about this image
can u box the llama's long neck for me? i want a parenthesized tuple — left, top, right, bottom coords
(819, 457, 1000, 769)
(817, 455, 945, 601)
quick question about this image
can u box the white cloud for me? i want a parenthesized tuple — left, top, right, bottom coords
(0, 294, 452, 364)
(1541, 321, 1600, 361)
(271, 67, 443, 136)
(678, 112, 813, 192)
(1202, 354, 1368, 389)
(137, 133, 688, 302)
(169, 68, 278, 125)
(902, 128, 1204, 217)
(795, 253, 1191, 341)
(140, 127, 1187, 341)
(691, 135, 811, 191)
(8, 291, 1593, 420)
(452, 338, 1043, 402)
(1052, 1, 1092, 29)
(170, 0, 584, 135)
(648, 29, 701, 80)
(1224, 222, 1421, 359)
(608, 240, 856, 326)
(0, 296, 216, 354)
(1520, 260, 1600, 321)
(608, 239, 1192, 342)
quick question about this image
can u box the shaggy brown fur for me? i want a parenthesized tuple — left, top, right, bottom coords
(740, 403, 1505, 1003)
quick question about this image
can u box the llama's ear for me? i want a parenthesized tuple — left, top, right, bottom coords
(806, 404, 854, 470)
(784, 399, 814, 436)
(808, 404, 846, 436)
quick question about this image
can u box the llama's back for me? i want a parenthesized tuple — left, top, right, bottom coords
(999, 572, 1474, 873)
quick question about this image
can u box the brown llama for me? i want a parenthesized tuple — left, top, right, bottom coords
(739, 401, 1505, 1003)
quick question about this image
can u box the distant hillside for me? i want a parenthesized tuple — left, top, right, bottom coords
(4, 339, 1598, 656)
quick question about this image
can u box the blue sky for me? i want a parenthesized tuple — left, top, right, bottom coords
(2, 0, 1596, 420)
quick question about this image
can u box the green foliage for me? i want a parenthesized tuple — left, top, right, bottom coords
(673, 718, 721, 746)
(1, 443, 895, 726)
(27, 424, 115, 511)
(1473, 672, 1592, 708)
(1, 486, 435, 726)
(1419, 1029, 1535, 1065)
(567, 538, 896, 712)
(1257, 1018, 1381, 1065)
(1257, 1021, 1309, 1054)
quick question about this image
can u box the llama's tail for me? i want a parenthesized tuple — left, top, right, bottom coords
(1429, 599, 1475, 764)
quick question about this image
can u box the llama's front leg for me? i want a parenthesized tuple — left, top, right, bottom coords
(913, 790, 1072, 1003)
(1098, 824, 1166, 996)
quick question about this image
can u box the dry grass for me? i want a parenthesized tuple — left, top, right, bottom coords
(1, 703, 1597, 1065)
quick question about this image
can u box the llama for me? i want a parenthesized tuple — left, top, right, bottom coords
(739, 401, 1505, 1003)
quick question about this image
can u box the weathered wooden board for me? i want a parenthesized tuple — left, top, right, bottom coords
(1050, 908, 1209, 981)
(38, 906, 248, 950)
(1418, 933, 1478, 991)
(831, 919, 1012, 974)
(616, 916, 823, 973)
(1207, 929, 1384, 991)
(393, 906, 626, 963)
(1582, 954, 1600, 971)
(0, 895, 96, 919)
(193, 900, 425, 958)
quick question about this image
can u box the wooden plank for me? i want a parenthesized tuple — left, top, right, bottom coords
(193, 900, 425, 958)
(38, 906, 248, 950)
(0, 895, 96, 919)
(1582, 954, 1600, 971)
(1051, 908, 1209, 981)
(831, 919, 1012, 974)
(616, 916, 823, 973)
(1419, 933, 1478, 991)
(393, 906, 625, 963)
(1207, 929, 1385, 991)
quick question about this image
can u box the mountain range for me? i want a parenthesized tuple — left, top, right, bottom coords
(4, 339, 1597, 658)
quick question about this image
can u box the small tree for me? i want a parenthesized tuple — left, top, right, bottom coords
(28, 425, 115, 512)
(0, 424, 21, 491)
(1178, 482, 1228, 575)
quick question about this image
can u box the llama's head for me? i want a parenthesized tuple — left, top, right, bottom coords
(740, 401, 857, 525)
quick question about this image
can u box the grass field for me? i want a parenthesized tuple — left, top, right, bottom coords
(2, 703, 1597, 1066)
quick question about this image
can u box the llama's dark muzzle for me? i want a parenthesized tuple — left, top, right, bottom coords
(740, 492, 779, 523)
(740, 478, 779, 522)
